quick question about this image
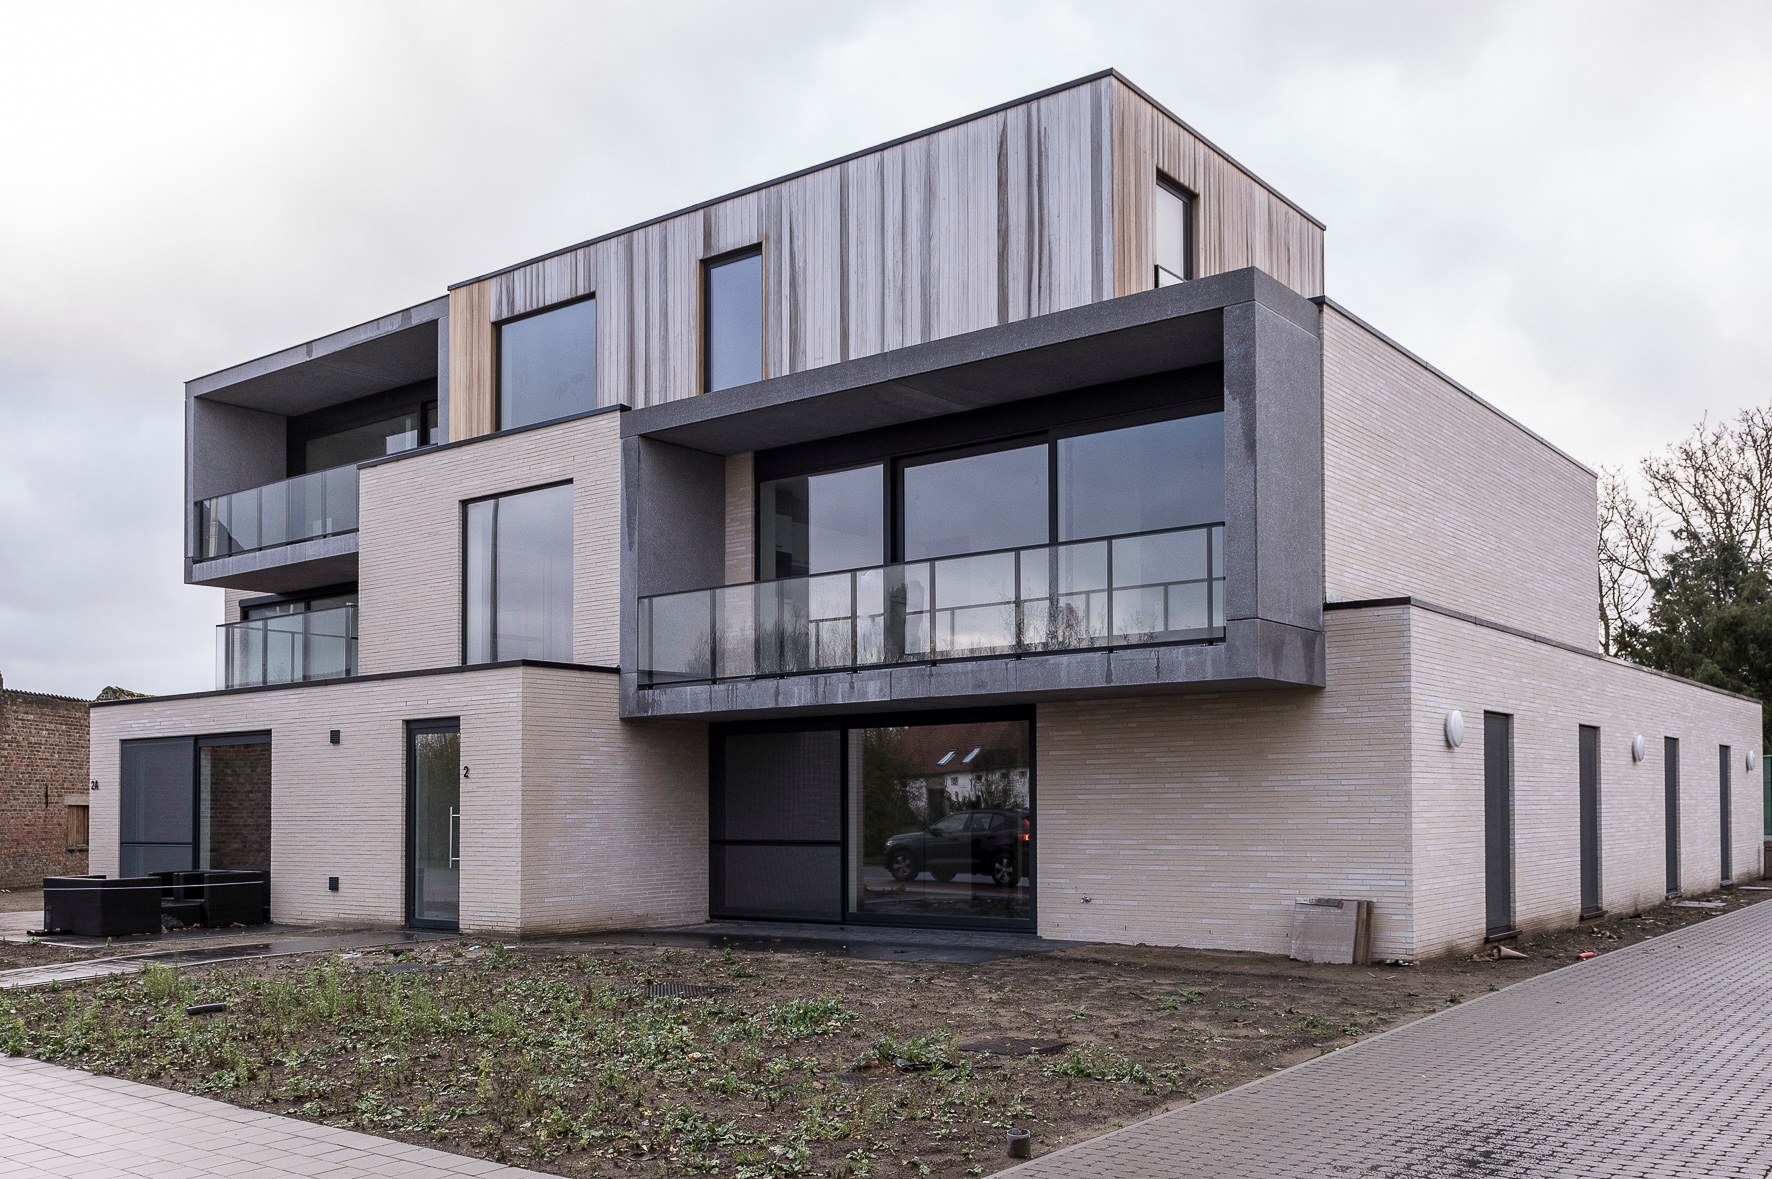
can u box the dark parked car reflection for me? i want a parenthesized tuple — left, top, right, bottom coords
(883, 808, 1031, 886)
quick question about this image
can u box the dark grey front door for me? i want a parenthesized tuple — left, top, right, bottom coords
(1484, 712, 1514, 937)
(1579, 725, 1601, 918)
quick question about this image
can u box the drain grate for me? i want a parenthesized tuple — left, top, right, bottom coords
(637, 981, 730, 999)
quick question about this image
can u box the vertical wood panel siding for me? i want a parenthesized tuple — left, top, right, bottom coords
(447, 282, 495, 440)
(1110, 79, 1324, 300)
(448, 80, 1121, 436)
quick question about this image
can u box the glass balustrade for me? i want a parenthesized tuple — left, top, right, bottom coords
(216, 605, 358, 689)
(195, 465, 360, 560)
(637, 523, 1225, 686)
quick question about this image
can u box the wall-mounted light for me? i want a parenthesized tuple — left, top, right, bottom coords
(1632, 735, 1646, 763)
(1749, 750, 1759, 772)
(329, 730, 340, 745)
(1444, 710, 1464, 749)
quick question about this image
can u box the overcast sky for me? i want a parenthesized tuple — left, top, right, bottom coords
(2, 1, 1768, 699)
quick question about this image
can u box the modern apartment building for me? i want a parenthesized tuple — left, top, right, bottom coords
(89, 72, 1761, 960)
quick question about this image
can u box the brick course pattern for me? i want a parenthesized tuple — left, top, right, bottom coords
(1006, 899, 1772, 1178)
(1320, 305, 1602, 651)
(89, 664, 705, 935)
(202, 741, 271, 871)
(0, 673, 89, 887)
(1036, 605, 1759, 961)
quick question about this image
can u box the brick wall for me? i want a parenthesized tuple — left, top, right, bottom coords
(0, 673, 90, 887)
(202, 742, 271, 871)
(1321, 305, 1601, 650)
(89, 663, 706, 935)
(355, 411, 621, 675)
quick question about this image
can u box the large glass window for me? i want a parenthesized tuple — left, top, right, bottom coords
(708, 716, 1033, 929)
(705, 249, 763, 392)
(848, 719, 1032, 923)
(305, 408, 432, 471)
(1058, 414, 1224, 540)
(758, 464, 883, 579)
(464, 483, 573, 664)
(1154, 177, 1192, 287)
(901, 443, 1049, 561)
(499, 296, 598, 430)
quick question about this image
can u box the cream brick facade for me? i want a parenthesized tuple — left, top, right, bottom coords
(356, 411, 621, 674)
(1035, 603, 1761, 961)
(89, 664, 705, 936)
(1321, 305, 1601, 651)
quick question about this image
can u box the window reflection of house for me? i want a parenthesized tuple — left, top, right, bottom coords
(892, 723, 1030, 821)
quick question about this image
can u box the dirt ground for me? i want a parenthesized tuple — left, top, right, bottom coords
(2, 887, 1766, 1177)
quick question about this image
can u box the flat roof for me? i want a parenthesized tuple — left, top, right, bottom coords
(448, 68, 1326, 291)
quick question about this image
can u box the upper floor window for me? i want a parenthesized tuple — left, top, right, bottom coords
(705, 248, 763, 392)
(499, 296, 597, 431)
(1153, 177, 1193, 287)
(464, 483, 573, 664)
(756, 406, 1225, 575)
(757, 464, 884, 579)
(292, 389, 437, 475)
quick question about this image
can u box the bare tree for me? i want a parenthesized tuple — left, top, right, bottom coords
(1598, 468, 1657, 654)
(1599, 406, 1772, 655)
(1639, 406, 1772, 564)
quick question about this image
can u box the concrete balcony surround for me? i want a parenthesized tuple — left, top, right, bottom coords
(188, 531, 358, 593)
(184, 296, 449, 592)
(619, 267, 1326, 720)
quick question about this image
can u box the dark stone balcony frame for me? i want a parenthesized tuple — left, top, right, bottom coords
(619, 268, 1325, 721)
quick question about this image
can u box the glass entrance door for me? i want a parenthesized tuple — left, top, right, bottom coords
(406, 720, 461, 930)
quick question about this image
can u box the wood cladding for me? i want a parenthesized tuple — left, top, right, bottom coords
(449, 76, 1325, 439)
(447, 281, 495, 441)
(1111, 79, 1324, 300)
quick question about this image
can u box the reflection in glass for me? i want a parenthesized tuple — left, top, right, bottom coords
(706, 250, 763, 392)
(1058, 414, 1223, 541)
(902, 444, 1048, 560)
(305, 411, 424, 471)
(500, 297, 597, 430)
(847, 720, 1032, 923)
(197, 466, 360, 559)
(463, 484, 573, 663)
(411, 728, 460, 927)
(758, 465, 883, 579)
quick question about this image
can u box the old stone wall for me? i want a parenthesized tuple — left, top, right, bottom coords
(0, 672, 91, 887)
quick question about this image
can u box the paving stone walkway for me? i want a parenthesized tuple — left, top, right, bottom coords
(0, 1056, 548, 1178)
(1008, 899, 1772, 1178)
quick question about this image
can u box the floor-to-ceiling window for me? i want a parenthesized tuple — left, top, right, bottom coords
(464, 483, 574, 663)
(710, 711, 1034, 930)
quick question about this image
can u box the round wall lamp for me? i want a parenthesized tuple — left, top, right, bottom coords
(1749, 750, 1759, 772)
(1631, 734, 1647, 763)
(1444, 710, 1464, 749)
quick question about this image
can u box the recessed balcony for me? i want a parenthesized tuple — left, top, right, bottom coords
(216, 604, 358, 690)
(638, 524, 1225, 686)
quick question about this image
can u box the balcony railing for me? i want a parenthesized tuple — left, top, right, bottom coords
(638, 523, 1225, 687)
(216, 605, 358, 689)
(195, 466, 359, 560)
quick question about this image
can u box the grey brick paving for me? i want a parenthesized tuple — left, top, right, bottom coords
(0, 1057, 549, 1178)
(1008, 901, 1772, 1177)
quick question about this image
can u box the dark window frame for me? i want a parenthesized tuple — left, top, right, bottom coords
(708, 704, 1037, 932)
(702, 244, 765, 394)
(119, 731, 270, 878)
(1665, 736, 1682, 897)
(459, 479, 575, 665)
(1720, 744, 1733, 883)
(404, 717, 462, 932)
(493, 292, 599, 433)
(1154, 173, 1196, 287)
(754, 460, 890, 582)
(758, 400, 1224, 570)
(287, 380, 439, 477)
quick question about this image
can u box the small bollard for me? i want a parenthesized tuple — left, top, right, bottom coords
(1007, 1128, 1032, 1158)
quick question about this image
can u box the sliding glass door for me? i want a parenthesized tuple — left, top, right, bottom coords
(709, 711, 1034, 930)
